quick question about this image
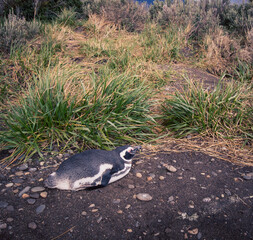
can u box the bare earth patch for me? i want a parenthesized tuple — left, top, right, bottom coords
(0, 146, 252, 240)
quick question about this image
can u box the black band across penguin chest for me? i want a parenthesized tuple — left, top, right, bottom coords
(108, 162, 132, 184)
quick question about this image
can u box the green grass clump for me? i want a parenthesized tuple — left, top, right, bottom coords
(0, 64, 154, 163)
(161, 76, 253, 141)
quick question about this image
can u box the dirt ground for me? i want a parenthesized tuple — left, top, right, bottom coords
(0, 147, 252, 240)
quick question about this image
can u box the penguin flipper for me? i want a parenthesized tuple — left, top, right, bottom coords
(101, 170, 112, 187)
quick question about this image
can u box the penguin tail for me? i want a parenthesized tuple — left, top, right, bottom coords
(44, 172, 58, 188)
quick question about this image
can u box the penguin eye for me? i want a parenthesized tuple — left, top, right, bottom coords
(127, 147, 134, 153)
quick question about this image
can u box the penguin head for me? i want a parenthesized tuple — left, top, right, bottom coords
(115, 145, 142, 162)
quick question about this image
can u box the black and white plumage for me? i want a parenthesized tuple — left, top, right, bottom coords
(44, 146, 141, 191)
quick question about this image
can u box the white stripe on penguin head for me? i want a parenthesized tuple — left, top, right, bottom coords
(120, 147, 134, 162)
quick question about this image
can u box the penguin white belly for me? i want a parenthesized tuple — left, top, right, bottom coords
(109, 163, 132, 184)
(72, 163, 113, 189)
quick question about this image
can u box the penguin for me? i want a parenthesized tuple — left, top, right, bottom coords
(44, 145, 141, 191)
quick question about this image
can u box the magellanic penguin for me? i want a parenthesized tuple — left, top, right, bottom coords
(44, 146, 141, 191)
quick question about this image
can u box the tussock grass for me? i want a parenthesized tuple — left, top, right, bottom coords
(0, 63, 154, 164)
(161, 76, 253, 142)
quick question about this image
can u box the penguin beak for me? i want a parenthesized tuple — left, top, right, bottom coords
(130, 146, 142, 154)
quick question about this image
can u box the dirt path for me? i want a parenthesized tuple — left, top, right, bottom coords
(0, 148, 252, 240)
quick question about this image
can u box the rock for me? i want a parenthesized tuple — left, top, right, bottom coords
(117, 210, 123, 214)
(159, 176, 165, 180)
(202, 197, 211, 203)
(89, 204, 95, 208)
(22, 193, 30, 199)
(81, 211, 87, 216)
(18, 186, 31, 197)
(7, 218, 13, 223)
(128, 184, 135, 189)
(225, 189, 231, 196)
(15, 171, 23, 176)
(36, 205, 46, 214)
(136, 173, 142, 178)
(188, 228, 198, 235)
(0, 201, 8, 208)
(165, 228, 172, 234)
(136, 193, 153, 201)
(5, 183, 14, 188)
(0, 223, 7, 229)
(18, 163, 28, 171)
(125, 204, 131, 209)
(164, 164, 177, 173)
(13, 178, 24, 184)
(30, 193, 40, 199)
(242, 172, 253, 180)
(168, 196, 174, 202)
(147, 176, 152, 181)
(127, 229, 133, 233)
(197, 232, 202, 239)
(112, 199, 120, 204)
(28, 222, 37, 230)
(40, 192, 48, 198)
(29, 168, 37, 172)
(31, 187, 45, 193)
(27, 199, 36, 205)
(91, 209, 98, 213)
(97, 216, 103, 223)
(13, 189, 19, 194)
(6, 205, 14, 211)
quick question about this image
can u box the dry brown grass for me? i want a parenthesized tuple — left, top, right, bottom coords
(143, 136, 253, 166)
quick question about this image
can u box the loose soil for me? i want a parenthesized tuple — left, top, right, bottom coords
(0, 147, 252, 240)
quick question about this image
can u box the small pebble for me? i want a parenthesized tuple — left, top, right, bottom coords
(31, 187, 45, 193)
(89, 204, 95, 208)
(18, 186, 31, 197)
(0, 223, 7, 229)
(29, 168, 37, 172)
(27, 199, 36, 205)
(168, 196, 174, 202)
(18, 163, 28, 171)
(22, 193, 29, 199)
(125, 204, 131, 209)
(197, 232, 202, 239)
(7, 218, 13, 223)
(5, 183, 14, 188)
(164, 164, 177, 173)
(97, 216, 103, 223)
(147, 176, 152, 181)
(188, 228, 198, 235)
(159, 176, 165, 181)
(242, 172, 253, 180)
(112, 199, 120, 204)
(36, 205, 46, 214)
(117, 210, 123, 214)
(136, 193, 152, 201)
(28, 222, 37, 230)
(128, 184, 135, 189)
(91, 209, 98, 213)
(225, 189, 231, 196)
(202, 197, 211, 203)
(127, 229, 133, 233)
(40, 192, 48, 198)
(30, 193, 40, 199)
(136, 173, 142, 178)
(81, 211, 87, 216)
(15, 171, 23, 176)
